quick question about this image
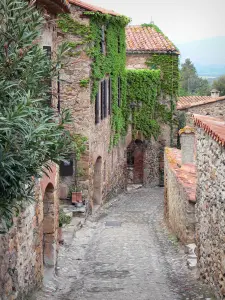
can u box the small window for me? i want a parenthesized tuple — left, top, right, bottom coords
(100, 26, 106, 54)
(118, 77, 121, 107)
(104, 79, 108, 118)
(60, 159, 73, 176)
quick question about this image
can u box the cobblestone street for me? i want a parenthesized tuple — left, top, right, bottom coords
(30, 187, 214, 300)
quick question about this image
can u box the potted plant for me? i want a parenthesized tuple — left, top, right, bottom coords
(71, 186, 82, 204)
(58, 209, 72, 244)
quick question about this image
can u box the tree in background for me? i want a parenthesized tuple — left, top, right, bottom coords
(212, 75, 225, 96)
(179, 58, 210, 96)
(0, 0, 73, 229)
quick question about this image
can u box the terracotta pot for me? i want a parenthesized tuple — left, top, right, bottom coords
(72, 192, 82, 204)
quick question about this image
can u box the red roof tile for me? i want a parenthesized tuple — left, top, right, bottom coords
(193, 114, 225, 147)
(177, 95, 225, 110)
(165, 148, 196, 203)
(69, 0, 120, 16)
(126, 25, 178, 54)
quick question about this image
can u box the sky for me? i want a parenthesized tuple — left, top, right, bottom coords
(86, 0, 225, 44)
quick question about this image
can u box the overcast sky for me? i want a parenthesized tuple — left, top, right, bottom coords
(87, 0, 225, 44)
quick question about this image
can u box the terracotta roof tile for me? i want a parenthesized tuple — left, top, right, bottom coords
(193, 114, 225, 147)
(69, 0, 120, 16)
(165, 147, 196, 203)
(126, 25, 178, 54)
(177, 95, 225, 110)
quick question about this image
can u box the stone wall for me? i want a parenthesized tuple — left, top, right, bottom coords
(0, 165, 59, 300)
(58, 5, 131, 207)
(181, 99, 225, 119)
(195, 127, 225, 298)
(164, 148, 196, 244)
(126, 53, 150, 69)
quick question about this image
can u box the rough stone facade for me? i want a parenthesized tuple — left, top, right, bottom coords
(164, 148, 196, 244)
(180, 100, 225, 119)
(0, 165, 60, 300)
(195, 126, 225, 298)
(58, 5, 132, 207)
(126, 53, 176, 187)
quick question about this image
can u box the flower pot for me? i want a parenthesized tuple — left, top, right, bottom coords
(72, 192, 82, 204)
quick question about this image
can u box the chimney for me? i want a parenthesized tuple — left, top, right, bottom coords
(179, 126, 195, 164)
(211, 89, 220, 98)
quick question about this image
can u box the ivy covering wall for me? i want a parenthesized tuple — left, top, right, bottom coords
(58, 12, 130, 146)
(126, 69, 173, 139)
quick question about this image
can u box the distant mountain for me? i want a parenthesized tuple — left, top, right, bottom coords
(177, 36, 225, 77)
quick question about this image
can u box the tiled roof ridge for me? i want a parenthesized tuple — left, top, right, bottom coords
(69, 0, 120, 16)
(126, 25, 178, 54)
(177, 95, 225, 110)
(193, 114, 225, 147)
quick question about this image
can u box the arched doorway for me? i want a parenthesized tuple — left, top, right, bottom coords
(43, 183, 57, 267)
(127, 140, 144, 184)
(93, 157, 102, 205)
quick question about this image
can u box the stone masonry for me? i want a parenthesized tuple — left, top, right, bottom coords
(164, 147, 196, 244)
(58, 3, 132, 207)
(194, 114, 225, 299)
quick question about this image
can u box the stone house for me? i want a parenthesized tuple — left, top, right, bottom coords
(58, 0, 132, 209)
(177, 91, 225, 119)
(0, 1, 70, 299)
(125, 24, 179, 187)
(164, 112, 225, 297)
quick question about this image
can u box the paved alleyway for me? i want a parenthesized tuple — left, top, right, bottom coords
(30, 187, 214, 300)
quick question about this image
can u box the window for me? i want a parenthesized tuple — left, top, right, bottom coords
(95, 91, 100, 124)
(60, 159, 73, 176)
(43, 46, 52, 106)
(95, 78, 109, 125)
(118, 77, 121, 107)
(100, 26, 106, 54)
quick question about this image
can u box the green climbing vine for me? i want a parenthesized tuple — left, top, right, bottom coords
(126, 69, 173, 139)
(57, 12, 130, 146)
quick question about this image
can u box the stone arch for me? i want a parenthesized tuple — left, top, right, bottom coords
(93, 156, 102, 205)
(43, 183, 57, 267)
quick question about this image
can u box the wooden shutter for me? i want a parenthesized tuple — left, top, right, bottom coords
(108, 78, 112, 115)
(100, 26, 105, 53)
(95, 91, 100, 124)
(101, 81, 104, 120)
(104, 79, 108, 118)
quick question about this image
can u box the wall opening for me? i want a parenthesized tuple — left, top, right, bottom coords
(127, 140, 144, 184)
(43, 183, 57, 267)
(93, 157, 102, 205)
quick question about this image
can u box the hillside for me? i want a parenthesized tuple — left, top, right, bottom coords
(178, 36, 225, 77)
